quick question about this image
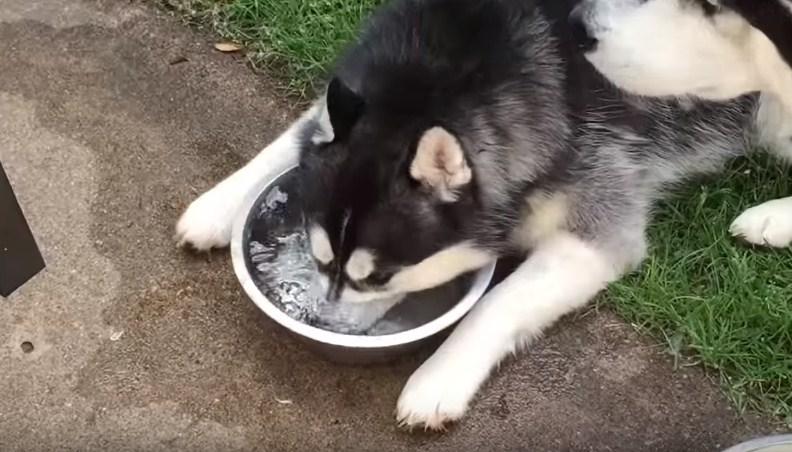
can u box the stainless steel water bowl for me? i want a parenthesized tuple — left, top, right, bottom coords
(722, 435, 792, 452)
(230, 166, 496, 364)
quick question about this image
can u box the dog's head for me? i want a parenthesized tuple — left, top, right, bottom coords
(298, 79, 493, 303)
(569, 0, 792, 101)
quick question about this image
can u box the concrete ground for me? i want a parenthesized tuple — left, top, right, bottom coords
(0, 1, 780, 450)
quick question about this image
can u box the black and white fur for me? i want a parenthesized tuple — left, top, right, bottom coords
(571, 0, 792, 247)
(176, 0, 774, 429)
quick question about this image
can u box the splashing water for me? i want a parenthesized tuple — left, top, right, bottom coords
(245, 174, 475, 336)
(248, 183, 400, 334)
(249, 230, 402, 334)
(250, 230, 324, 323)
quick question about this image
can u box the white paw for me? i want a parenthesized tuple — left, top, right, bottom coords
(396, 362, 476, 430)
(730, 197, 792, 248)
(175, 185, 241, 250)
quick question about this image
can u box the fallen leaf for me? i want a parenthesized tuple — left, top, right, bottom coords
(168, 55, 189, 65)
(214, 42, 242, 53)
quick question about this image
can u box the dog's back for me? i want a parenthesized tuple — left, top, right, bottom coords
(572, 0, 792, 112)
(317, 0, 759, 251)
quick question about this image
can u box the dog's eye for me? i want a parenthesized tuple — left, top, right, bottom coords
(315, 258, 334, 272)
(366, 269, 395, 286)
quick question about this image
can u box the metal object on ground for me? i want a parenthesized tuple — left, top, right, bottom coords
(723, 435, 792, 452)
(230, 166, 495, 364)
(0, 162, 45, 297)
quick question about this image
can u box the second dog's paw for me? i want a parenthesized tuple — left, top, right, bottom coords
(396, 363, 475, 431)
(175, 186, 240, 251)
(730, 197, 792, 248)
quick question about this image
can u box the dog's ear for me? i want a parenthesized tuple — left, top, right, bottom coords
(410, 127, 472, 202)
(325, 77, 364, 142)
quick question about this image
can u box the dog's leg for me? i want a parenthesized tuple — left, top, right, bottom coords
(755, 92, 792, 154)
(175, 105, 319, 250)
(730, 93, 792, 248)
(396, 233, 625, 430)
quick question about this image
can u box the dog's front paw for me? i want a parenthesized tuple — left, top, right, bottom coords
(396, 362, 476, 431)
(176, 185, 241, 251)
(730, 197, 792, 248)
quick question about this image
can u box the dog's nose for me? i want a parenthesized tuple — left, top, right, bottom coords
(569, 5, 598, 53)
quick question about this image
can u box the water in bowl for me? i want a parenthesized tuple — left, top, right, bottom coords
(244, 168, 474, 336)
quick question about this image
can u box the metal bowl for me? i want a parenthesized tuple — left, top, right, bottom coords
(230, 166, 496, 364)
(722, 435, 792, 452)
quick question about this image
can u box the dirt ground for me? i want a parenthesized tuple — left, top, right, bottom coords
(0, 1, 778, 450)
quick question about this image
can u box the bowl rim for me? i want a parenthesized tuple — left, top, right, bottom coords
(230, 165, 496, 349)
(721, 435, 792, 452)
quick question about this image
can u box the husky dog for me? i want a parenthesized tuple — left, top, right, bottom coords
(570, 0, 792, 247)
(176, 0, 771, 429)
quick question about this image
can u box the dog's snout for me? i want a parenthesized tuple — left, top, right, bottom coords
(569, 5, 598, 53)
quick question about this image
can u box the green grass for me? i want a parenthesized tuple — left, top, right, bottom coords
(162, 0, 382, 97)
(161, 0, 792, 425)
(606, 155, 792, 426)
